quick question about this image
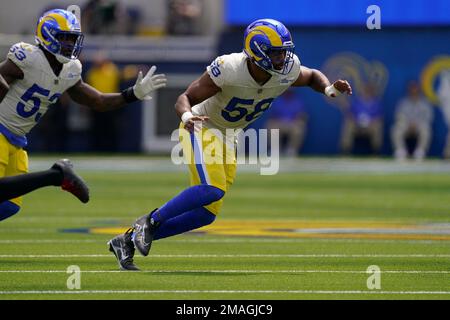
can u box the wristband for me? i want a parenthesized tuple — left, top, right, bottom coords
(325, 85, 340, 97)
(121, 87, 140, 103)
(181, 111, 194, 124)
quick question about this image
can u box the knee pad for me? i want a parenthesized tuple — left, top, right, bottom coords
(0, 201, 20, 221)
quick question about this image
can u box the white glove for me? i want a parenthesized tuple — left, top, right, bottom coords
(132, 66, 167, 100)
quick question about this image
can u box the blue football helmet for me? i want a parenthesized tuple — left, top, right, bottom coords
(35, 9, 84, 64)
(243, 19, 295, 75)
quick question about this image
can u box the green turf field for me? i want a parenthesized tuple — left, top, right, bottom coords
(0, 157, 449, 300)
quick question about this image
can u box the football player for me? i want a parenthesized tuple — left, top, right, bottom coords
(0, 9, 166, 221)
(108, 19, 352, 270)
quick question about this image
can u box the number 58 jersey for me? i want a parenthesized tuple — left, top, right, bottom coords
(192, 52, 301, 132)
(0, 42, 81, 145)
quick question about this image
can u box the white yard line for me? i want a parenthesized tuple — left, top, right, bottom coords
(28, 157, 450, 174)
(0, 254, 449, 258)
(0, 289, 449, 295)
(0, 269, 448, 274)
(0, 240, 100, 244)
(0, 238, 448, 245)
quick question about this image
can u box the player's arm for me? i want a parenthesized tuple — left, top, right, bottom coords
(67, 79, 127, 112)
(67, 66, 166, 112)
(292, 66, 352, 97)
(0, 59, 24, 102)
(175, 71, 221, 132)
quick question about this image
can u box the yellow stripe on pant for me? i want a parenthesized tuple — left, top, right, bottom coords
(0, 133, 28, 206)
(179, 123, 236, 215)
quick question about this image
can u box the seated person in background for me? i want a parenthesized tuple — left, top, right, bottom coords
(266, 88, 307, 156)
(437, 70, 450, 159)
(167, 0, 203, 35)
(340, 83, 383, 155)
(391, 81, 433, 161)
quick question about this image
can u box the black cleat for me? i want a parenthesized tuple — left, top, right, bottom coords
(108, 228, 140, 271)
(132, 208, 160, 256)
(52, 159, 89, 203)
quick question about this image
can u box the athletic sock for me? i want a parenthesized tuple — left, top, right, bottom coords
(153, 207, 216, 240)
(0, 201, 20, 221)
(152, 184, 224, 223)
(0, 169, 62, 202)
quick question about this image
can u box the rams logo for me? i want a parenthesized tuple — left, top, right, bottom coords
(321, 52, 389, 109)
(420, 55, 450, 106)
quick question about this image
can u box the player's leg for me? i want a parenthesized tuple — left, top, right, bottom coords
(153, 207, 216, 240)
(340, 117, 355, 154)
(131, 125, 227, 255)
(0, 160, 89, 203)
(444, 131, 450, 159)
(0, 143, 27, 221)
(108, 125, 230, 269)
(370, 119, 383, 154)
(285, 119, 305, 156)
(153, 138, 237, 240)
(413, 124, 431, 160)
(0, 147, 59, 203)
(391, 120, 408, 159)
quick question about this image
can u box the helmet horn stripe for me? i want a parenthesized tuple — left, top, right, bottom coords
(245, 29, 265, 61)
(253, 25, 283, 47)
(47, 12, 72, 31)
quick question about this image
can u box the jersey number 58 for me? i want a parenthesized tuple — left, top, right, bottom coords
(221, 97, 274, 122)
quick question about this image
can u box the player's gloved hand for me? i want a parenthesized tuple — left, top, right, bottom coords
(325, 79, 352, 97)
(133, 66, 167, 100)
(182, 111, 209, 133)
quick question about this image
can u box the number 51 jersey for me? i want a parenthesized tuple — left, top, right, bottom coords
(0, 42, 82, 146)
(192, 52, 301, 132)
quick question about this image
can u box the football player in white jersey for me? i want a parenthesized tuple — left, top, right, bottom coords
(108, 19, 351, 270)
(0, 9, 166, 221)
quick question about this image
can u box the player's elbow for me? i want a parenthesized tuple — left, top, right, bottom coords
(174, 93, 184, 109)
(175, 92, 191, 114)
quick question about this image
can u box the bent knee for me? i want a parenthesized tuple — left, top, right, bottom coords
(198, 207, 217, 226)
(197, 184, 225, 202)
(0, 201, 21, 221)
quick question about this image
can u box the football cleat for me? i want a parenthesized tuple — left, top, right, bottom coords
(132, 208, 160, 256)
(52, 159, 89, 203)
(108, 228, 140, 271)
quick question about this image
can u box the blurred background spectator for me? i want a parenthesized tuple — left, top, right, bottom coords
(391, 81, 433, 161)
(266, 89, 308, 157)
(437, 70, 450, 159)
(340, 83, 383, 155)
(66, 99, 93, 153)
(167, 0, 204, 35)
(85, 51, 122, 152)
(82, 0, 131, 35)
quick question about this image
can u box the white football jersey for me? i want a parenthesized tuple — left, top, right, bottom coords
(0, 42, 82, 139)
(192, 52, 301, 133)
